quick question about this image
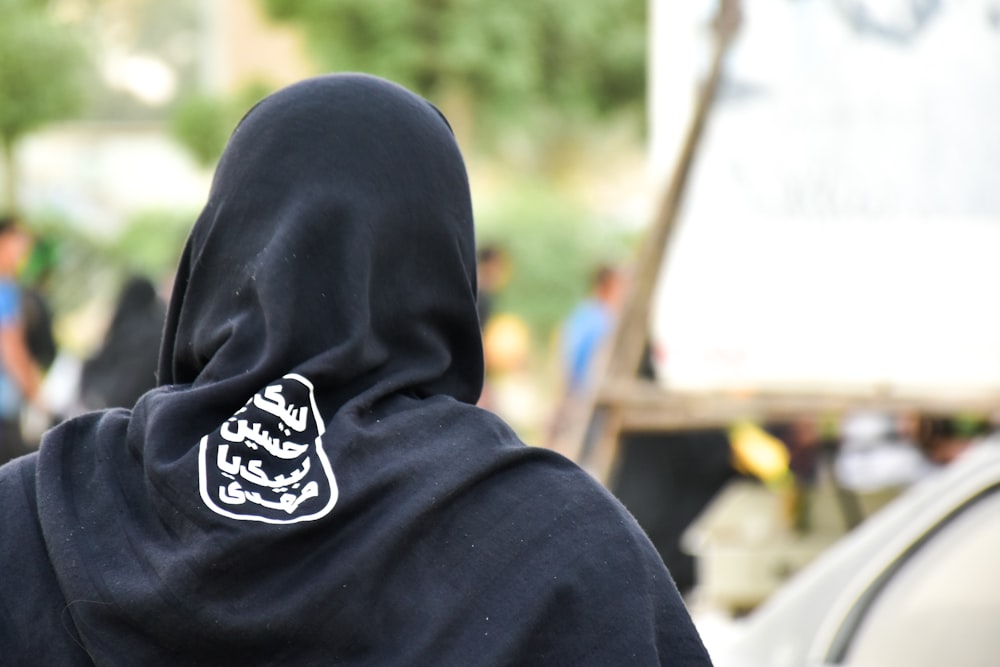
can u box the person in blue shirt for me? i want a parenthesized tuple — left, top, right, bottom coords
(561, 264, 626, 393)
(546, 264, 626, 453)
(0, 216, 41, 465)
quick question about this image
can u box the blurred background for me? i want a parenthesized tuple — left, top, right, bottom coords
(0, 0, 650, 436)
(4, 0, 1000, 636)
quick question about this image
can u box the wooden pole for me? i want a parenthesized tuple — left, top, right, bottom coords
(571, 0, 743, 483)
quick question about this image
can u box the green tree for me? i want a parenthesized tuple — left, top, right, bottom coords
(259, 0, 646, 150)
(170, 82, 273, 168)
(0, 0, 90, 213)
(169, 93, 234, 168)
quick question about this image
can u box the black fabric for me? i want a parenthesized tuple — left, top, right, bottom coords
(80, 275, 166, 410)
(612, 431, 739, 596)
(0, 455, 93, 666)
(1, 74, 711, 665)
(0, 417, 27, 467)
(21, 286, 57, 371)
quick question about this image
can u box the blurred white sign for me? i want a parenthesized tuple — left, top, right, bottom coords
(652, 0, 1000, 395)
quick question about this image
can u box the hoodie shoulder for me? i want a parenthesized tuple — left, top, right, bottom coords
(0, 454, 94, 665)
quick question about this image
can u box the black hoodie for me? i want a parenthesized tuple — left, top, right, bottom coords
(0, 74, 712, 666)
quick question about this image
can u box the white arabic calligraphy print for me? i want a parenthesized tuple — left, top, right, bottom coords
(198, 374, 338, 524)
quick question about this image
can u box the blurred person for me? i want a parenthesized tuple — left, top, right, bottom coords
(546, 264, 625, 448)
(476, 244, 510, 411)
(17, 235, 61, 445)
(838, 412, 992, 489)
(79, 274, 167, 411)
(915, 413, 993, 466)
(475, 243, 508, 329)
(560, 264, 626, 395)
(19, 235, 58, 374)
(0, 216, 43, 465)
(834, 411, 933, 493)
(608, 344, 742, 597)
(613, 429, 740, 597)
(0, 74, 711, 665)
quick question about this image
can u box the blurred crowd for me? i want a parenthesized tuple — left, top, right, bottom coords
(0, 214, 166, 467)
(475, 242, 999, 602)
(0, 212, 995, 608)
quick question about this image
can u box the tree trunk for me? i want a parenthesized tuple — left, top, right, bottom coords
(1, 136, 17, 216)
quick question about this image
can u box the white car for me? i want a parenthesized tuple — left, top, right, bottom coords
(704, 439, 1000, 667)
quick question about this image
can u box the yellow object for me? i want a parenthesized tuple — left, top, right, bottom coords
(483, 313, 531, 374)
(729, 421, 791, 486)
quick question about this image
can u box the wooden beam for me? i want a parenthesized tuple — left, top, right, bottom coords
(596, 379, 1000, 433)
(574, 0, 743, 483)
(605, 0, 742, 380)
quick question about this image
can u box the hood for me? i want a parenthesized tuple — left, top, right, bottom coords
(30, 74, 709, 667)
(37, 73, 500, 663)
(161, 72, 482, 406)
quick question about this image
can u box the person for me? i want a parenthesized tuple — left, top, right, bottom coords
(560, 264, 625, 394)
(19, 235, 58, 374)
(18, 236, 61, 444)
(0, 74, 712, 665)
(913, 413, 993, 466)
(475, 244, 510, 411)
(79, 274, 167, 411)
(612, 429, 740, 597)
(546, 264, 625, 451)
(834, 411, 932, 494)
(475, 243, 507, 330)
(0, 216, 42, 465)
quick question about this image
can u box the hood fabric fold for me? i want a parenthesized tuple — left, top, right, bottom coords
(1, 74, 711, 666)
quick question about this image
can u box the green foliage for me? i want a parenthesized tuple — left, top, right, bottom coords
(21, 212, 116, 323)
(0, 1, 90, 146)
(170, 82, 274, 167)
(106, 208, 194, 279)
(22, 208, 194, 322)
(259, 0, 647, 146)
(169, 94, 233, 168)
(475, 183, 635, 344)
(0, 0, 91, 210)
